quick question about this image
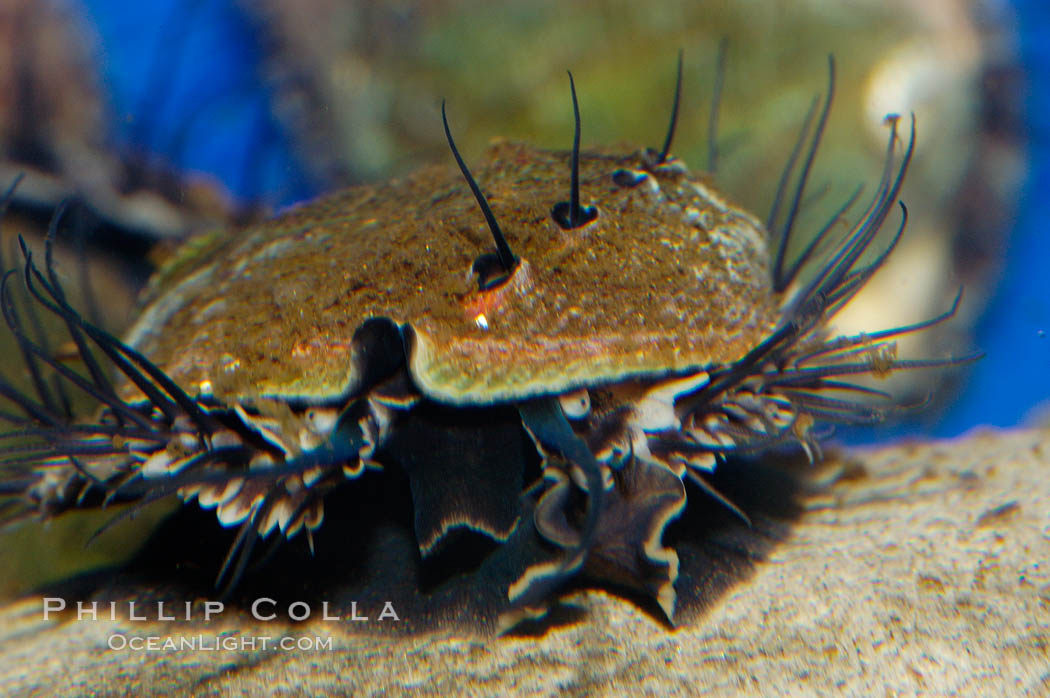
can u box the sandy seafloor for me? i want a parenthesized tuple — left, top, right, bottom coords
(0, 425, 1045, 697)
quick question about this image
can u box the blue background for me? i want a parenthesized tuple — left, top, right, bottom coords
(935, 0, 1050, 436)
(77, 0, 317, 206)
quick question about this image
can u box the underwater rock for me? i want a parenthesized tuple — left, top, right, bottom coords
(0, 425, 1045, 695)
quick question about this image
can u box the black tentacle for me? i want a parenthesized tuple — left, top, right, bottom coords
(2, 272, 64, 420)
(18, 242, 189, 428)
(1, 270, 164, 436)
(43, 204, 118, 403)
(552, 72, 598, 230)
(654, 49, 684, 166)
(215, 506, 265, 596)
(771, 56, 836, 293)
(767, 98, 817, 238)
(441, 100, 517, 274)
(778, 183, 864, 293)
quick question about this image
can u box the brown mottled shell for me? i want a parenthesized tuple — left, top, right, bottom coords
(123, 141, 777, 405)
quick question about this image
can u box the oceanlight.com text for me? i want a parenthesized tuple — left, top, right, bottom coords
(107, 634, 335, 652)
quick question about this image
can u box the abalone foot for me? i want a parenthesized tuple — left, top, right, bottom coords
(23, 450, 810, 635)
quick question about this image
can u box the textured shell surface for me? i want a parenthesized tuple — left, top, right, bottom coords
(125, 142, 776, 406)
